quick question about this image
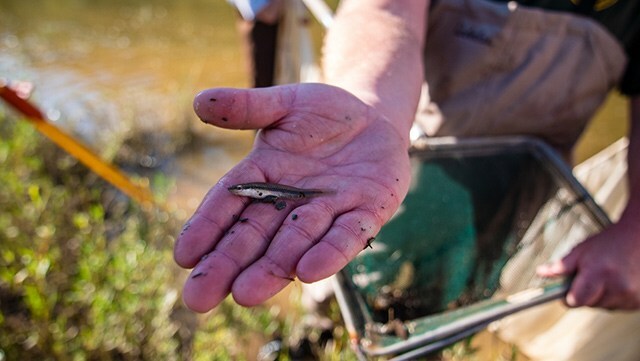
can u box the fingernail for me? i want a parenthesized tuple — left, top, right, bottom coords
(536, 263, 554, 276)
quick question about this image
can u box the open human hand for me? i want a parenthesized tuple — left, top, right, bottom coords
(174, 83, 412, 312)
(537, 217, 640, 310)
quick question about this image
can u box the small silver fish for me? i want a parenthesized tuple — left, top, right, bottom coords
(227, 182, 327, 201)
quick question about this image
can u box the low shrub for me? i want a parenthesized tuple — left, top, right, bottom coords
(0, 114, 354, 360)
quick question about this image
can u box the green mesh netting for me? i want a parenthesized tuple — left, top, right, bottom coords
(344, 150, 556, 323)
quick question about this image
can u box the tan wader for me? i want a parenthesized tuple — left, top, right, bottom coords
(416, 0, 640, 360)
(417, 0, 626, 152)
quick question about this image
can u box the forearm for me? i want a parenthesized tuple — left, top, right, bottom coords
(322, 0, 428, 145)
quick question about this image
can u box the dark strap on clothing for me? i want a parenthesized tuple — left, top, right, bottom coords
(576, 0, 597, 14)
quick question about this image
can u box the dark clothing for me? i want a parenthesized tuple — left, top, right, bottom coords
(249, 20, 279, 88)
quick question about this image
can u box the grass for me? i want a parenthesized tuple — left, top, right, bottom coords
(574, 92, 629, 164)
(0, 114, 312, 360)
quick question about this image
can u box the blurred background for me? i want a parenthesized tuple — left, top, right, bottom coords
(0, 1, 339, 360)
(0, 0, 628, 360)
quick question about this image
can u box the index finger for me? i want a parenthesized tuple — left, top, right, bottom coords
(174, 161, 264, 268)
(173, 180, 247, 268)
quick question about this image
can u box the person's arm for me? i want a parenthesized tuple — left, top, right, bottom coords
(323, 0, 428, 144)
(174, 2, 429, 312)
(539, 95, 640, 309)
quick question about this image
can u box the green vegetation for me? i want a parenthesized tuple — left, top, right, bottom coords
(0, 115, 303, 360)
(0, 114, 182, 359)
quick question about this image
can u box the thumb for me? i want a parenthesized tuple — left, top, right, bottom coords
(537, 247, 581, 277)
(193, 85, 295, 130)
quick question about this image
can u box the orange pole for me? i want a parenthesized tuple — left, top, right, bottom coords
(1, 83, 156, 208)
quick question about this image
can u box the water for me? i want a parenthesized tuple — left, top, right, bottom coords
(0, 0, 257, 212)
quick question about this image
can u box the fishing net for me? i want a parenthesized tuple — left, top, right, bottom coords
(334, 137, 609, 359)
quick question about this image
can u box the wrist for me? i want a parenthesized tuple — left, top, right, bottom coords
(324, 84, 414, 147)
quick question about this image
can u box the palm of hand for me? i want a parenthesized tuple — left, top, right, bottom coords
(174, 84, 411, 311)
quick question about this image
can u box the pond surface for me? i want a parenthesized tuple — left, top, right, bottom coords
(0, 0, 258, 213)
(0, 0, 629, 210)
